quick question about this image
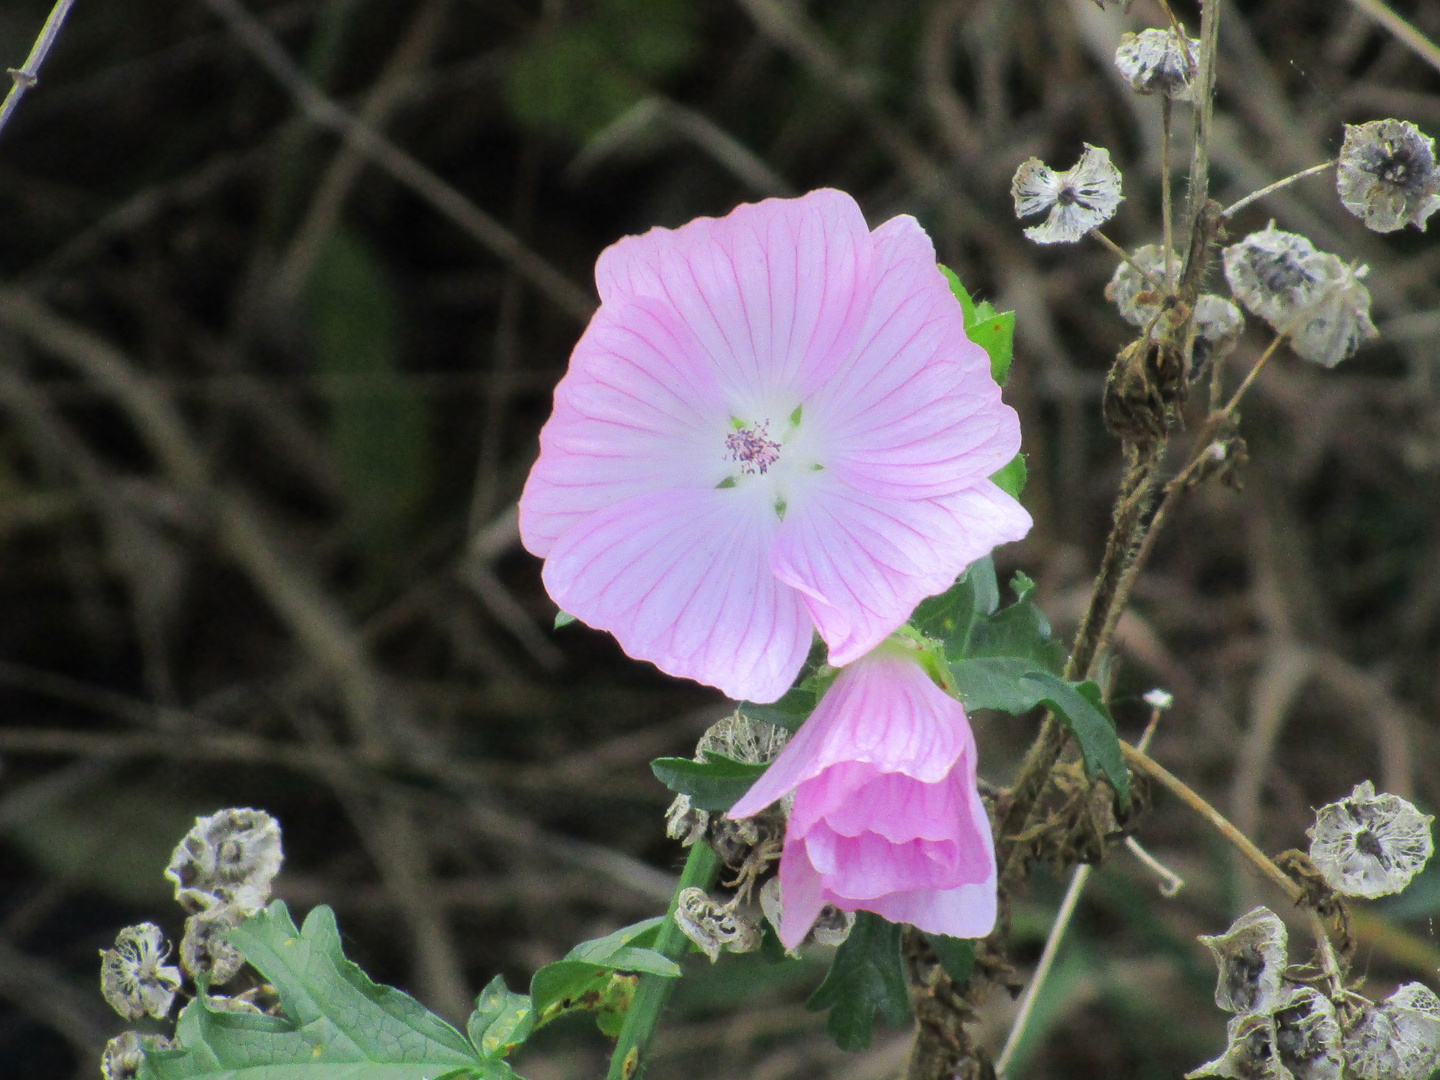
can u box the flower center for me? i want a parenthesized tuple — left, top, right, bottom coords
(725, 420, 782, 475)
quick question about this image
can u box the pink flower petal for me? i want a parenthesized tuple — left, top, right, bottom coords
(809, 215, 1020, 498)
(771, 479, 1031, 666)
(777, 842, 832, 950)
(728, 654, 970, 819)
(594, 189, 872, 411)
(541, 489, 812, 702)
(519, 298, 730, 557)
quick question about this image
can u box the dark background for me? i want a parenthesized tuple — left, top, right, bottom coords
(1, 1, 1439, 1077)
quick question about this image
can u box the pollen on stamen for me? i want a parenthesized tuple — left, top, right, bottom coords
(725, 421, 782, 476)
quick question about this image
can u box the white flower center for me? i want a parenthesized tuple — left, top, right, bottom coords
(717, 403, 823, 519)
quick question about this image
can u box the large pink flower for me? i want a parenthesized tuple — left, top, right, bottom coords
(519, 189, 1030, 702)
(728, 652, 996, 947)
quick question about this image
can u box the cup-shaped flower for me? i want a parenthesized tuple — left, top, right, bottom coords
(519, 189, 1030, 702)
(728, 651, 995, 947)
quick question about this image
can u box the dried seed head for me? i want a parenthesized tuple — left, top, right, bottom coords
(1091, 0, 1135, 9)
(180, 904, 248, 985)
(1344, 983, 1440, 1080)
(1012, 144, 1124, 244)
(1192, 294, 1246, 369)
(99, 923, 182, 1021)
(664, 794, 708, 847)
(1308, 781, 1434, 898)
(166, 808, 283, 915)
(1337, 119, 1440, 233)
(1187, 1014, 1290, 1080)
(1115, 29, 1200, 101)
(101, 1032, 173, 1080)
(673, 886, 762, 962)
(1274, 988, 1343, 1080)
(698, 712, 790, 765)
(1107, 244, 1174, 327)
(1222, 225, 1377, 367)
(759, 877, 854, 952)
(205, 992, 264, 1014)
(1198, 906, 1289, 1015)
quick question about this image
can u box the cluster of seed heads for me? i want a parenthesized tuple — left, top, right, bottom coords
(1189, 784, 1436, 1080)
(99, 808, 285, 1080)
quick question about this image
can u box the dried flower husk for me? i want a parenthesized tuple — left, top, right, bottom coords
(673, 886, 762, 962)
(665, 712, 790, 851)
(1308, 780, 1434, 898)
(1222, 225, 1376, 367)
(166, 808, 283, 914)
(758, 877, 854, 953)
(180, 903, 248, 985)
(100, 922, 182, 1021)
(101, 1032, 173, 1080)
(1187, 1013, 1291, 1080)
(1337, 119, 1440, 233)
(1274, 988, 1343, 1080)
(1198, 906, 1288, 1015)
(1107, 244, 1174, 327)
(1012, 144, 1124, 244)
(1192, 294, 1245, 370)
(1344, 982, 1440, 1080)
(1115, 29, 1200, 101)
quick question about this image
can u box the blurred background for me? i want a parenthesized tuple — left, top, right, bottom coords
(1, 0, 1439, 1077)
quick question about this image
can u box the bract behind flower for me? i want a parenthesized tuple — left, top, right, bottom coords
(729, 652, 995, 946)
(521, 189, 1029, 702)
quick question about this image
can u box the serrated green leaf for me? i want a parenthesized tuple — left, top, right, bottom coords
(965, 572, 1064, 673)
(650, 753, 768, 811)
(927, 935, 975, 982)
(140, 902, 495, 1080)
(939, 265, 1015, 385)
(806, 912, 909, 1051)
(530, 917, 679, 1031)
(553, 611, 576, 630)
(990, 452, 1027, 499)
(737, 686, 816, 732)
(948, 662, 1128, 805)
(466, 977, 533, 1061)
(911, 556, 999, 659)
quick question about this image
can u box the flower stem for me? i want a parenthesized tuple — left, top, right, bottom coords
(1222, 160, 1336, 219)
(0, 0, 77, 142)
(605, 842, 720, 1080)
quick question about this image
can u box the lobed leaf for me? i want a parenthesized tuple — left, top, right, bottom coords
(529, 917, 680, 1034)
(139, 901, 506, 1080)
(807, 912, 910, 1051)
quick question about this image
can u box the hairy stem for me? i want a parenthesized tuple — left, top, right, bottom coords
(606, 843, 720, 1080)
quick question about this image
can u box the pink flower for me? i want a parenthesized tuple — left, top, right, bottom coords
(729, 652, 996, 947)
(519, 189, 1030, 702)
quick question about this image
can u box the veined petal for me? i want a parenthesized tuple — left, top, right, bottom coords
(804, 828, 975, 898)
(776, 841, 833, 950)
(594, 189, 871, 411)
(520, 297, 731, 556)
(772, 479, 1031, 666)
(728, 654, 970, 818)
(806, 215, 1018, 497)
(542, 489, 812, 702)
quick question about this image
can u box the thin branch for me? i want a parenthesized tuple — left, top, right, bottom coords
(0, 0, 77, 142)
(1222, 160, 1336, 219)
(194, 0, 596, 322)
(1345, 0, 1440, 76)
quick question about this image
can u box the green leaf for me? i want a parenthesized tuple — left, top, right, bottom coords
(650, 753, 768, 811)
(965, 572, 1065, 673)
(553, 611, 576, 630)
(529, 917, 680, 1032)
(939, 265, 1015, 385)
(927, 935, 975, 983)
(140, 901, 498, 1080)
(990, 452, 1027, 499)
(948, 662, 1128, 805)
(467, 977, 533, 1061)
(807, 912, 910, 1051)
(738, 686, 817, 732)
(911, 556, 999, 659)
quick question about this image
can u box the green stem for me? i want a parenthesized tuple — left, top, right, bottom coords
(606, 842, 720, 1080)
